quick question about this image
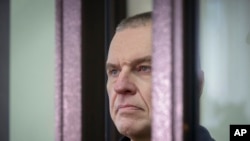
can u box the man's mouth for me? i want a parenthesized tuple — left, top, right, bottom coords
(117, 104, 143, 112)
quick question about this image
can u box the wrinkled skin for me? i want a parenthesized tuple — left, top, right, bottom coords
(106, 24, 152, 141)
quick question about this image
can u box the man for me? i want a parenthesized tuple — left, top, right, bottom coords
(106, 12, 214, 141)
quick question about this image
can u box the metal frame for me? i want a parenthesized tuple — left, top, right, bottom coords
(183, 0, 200, 140)
(81, 1, 105, 140)
(56, 0, 82, 140)
(56, 0, 199, 140)
(105, 0, 126, 141)
(152, 0, 183, 140)
(0, 0, 10, 140)
(152, 0, 199, 141)
(56, 0, 112, 140)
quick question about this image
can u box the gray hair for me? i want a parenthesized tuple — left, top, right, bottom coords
(116, 12, 152, 31)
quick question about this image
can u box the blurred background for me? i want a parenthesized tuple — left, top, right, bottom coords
(5, 0, 250, 141)
(199, 0, 250, 141)
(9, 0, 54, 141)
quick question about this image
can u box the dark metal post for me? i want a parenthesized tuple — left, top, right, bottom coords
(183, 0, 200, 141)
(0, 0, 10, 140)
(81, 1, 105, 140)
(104, 1, 126, 141)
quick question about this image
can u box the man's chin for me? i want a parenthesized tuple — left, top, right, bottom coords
(118, 125, 142, 139)
(115, 119, 151, 138)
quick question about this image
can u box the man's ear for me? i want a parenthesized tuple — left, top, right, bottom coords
(198, 70, 204, 98)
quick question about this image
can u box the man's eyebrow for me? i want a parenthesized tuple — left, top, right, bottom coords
(106, 55, 152, 70)
(105, 63, 118, 70)
(131, 55, 152, 66)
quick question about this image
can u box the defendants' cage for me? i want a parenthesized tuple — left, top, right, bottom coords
(55, 0, 199, 141)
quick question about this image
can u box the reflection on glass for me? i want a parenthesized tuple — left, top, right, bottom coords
(199, 0, 250, 141)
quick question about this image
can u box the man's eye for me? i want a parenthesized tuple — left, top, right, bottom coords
(137, 66, 151, 73)
(109, 69, 120, 77)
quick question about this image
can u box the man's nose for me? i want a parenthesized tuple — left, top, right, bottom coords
(114, 72, 136, 95)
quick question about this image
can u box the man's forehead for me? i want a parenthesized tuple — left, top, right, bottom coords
(106, 46, 152, 65)
(106, 55, 152, 69)
(106, 24, 152, 65)
(109, 26, 151, 52)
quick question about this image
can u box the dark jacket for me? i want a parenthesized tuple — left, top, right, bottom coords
(119, 126, 215, 141)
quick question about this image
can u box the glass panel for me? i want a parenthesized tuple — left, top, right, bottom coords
(199, 0, 250, 141)
(10, 1, 55, 141)
(126, 0, 152, 17)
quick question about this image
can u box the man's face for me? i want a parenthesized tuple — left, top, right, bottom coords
(106, 24, 152, 139)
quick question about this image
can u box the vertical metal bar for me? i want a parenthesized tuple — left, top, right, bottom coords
(56, 0, 82, 140)
(152, 0, 184, 141)
(152, 0, 173, 140)
(105, 0, 112, 140)
(183, 0, 199, 140)
(0, 0, 10, 140)
(55, 0, 63, 141)
(81, 1, 105, 140)
(104, 1, 126, 141)
(173, 0, 184, 141)
(62, 0, 82, 139)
